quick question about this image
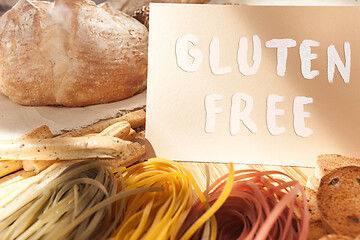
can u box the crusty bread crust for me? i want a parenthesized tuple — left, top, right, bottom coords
(0, 0, 148, 106)
(317, 166, 360, 238)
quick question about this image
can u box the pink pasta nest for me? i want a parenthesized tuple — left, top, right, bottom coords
(178, 169, 309, 240)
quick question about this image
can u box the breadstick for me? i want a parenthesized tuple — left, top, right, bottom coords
(58, 110, 146, 138)
(99, 121, 131, 139)
(119, 110, 146, 128)
(0, 161, 23, 178)
(98, 144, 146, 167)
(0, 136, 136, 161)
(20, 125, 55, 173)
(17, 125, 53, 140)
(0, 125, 54, 177)
(125, 128, 137, 141)
(0, 170, 36, 189)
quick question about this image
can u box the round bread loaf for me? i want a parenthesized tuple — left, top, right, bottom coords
(0, 0, 148, 107)
(110, 0, 210, 15)
(317, 166, 360, 238)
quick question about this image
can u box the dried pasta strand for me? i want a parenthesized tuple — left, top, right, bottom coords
(179, 169, 309, 240)
(110, 158, 202, 240)
(109, 158, 234, 240)
(0, 161, 162, 240)
(180, 163, 234, 240)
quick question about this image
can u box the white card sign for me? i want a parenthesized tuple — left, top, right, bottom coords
(146, 3, 360, 167)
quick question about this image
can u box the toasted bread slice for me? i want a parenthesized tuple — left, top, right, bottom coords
(316, 154, 360, 180)
(317, 166, 360, 238)
(308, 221, 328, 240)
(306, 173, 320, 192)
(305, 188, 322, 223)
(319, 234, 354, 240)
(310, 154, 360, 190)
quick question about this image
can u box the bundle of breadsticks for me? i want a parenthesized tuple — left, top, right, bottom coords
(0, 110, 147, 179)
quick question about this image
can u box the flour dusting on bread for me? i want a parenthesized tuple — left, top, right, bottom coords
(0, 0, 148, 107)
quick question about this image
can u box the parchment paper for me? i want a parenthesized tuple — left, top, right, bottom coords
(0, 92, 146, 140)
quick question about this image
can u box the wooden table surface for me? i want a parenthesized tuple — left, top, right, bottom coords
(177, 162, 314, 190)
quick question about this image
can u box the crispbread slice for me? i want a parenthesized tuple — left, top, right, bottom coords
(317, 166, 360, 238)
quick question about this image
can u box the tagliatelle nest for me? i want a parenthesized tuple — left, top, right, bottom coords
(178, 169, 309, 240)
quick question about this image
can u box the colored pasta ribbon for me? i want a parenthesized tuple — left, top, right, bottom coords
(0, 161, 161, 240)
(0, 158, 308, 240)
(109, 158, 195, 240)
(109, 158, 235, 240)
(177, 169, 309, 240)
